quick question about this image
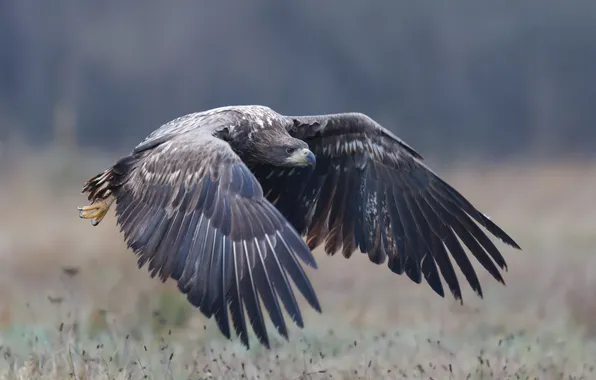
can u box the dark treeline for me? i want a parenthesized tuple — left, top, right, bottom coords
(1, 0, 595, 160)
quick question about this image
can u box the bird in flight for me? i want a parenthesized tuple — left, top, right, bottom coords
(78, 105, 520, 348)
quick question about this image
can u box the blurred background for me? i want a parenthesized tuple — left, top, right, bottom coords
(1, 1, 596, 378)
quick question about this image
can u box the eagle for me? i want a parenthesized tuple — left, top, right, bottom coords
(78, 105, 520, 349)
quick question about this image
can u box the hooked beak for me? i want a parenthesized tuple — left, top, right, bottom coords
(304, 149, 316, 167)
(290, 148, 316, 167)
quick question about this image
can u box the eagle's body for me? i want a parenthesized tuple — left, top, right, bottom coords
(79, 105, 520, 348)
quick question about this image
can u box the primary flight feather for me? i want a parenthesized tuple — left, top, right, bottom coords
(79, 105, 521, 348)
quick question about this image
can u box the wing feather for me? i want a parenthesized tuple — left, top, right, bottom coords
(253, 237, 289, 338)
(263, 234, 305, 327)
(248, 113, 521, 304)
(110, 130, 321, 349)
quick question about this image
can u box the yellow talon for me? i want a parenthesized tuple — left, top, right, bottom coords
(78, 196, 114, 226)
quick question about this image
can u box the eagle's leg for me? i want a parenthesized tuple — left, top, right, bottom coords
(78, 195, 115, 226)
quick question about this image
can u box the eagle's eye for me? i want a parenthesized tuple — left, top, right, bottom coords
(285, 147, 296, 154)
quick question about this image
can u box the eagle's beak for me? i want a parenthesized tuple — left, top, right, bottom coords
(292, 148, 316, 167)
(303, 149, 316, 167)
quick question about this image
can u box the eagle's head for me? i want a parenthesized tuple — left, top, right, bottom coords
(270, 142, 316, 168)
(246, 129, 316, 168)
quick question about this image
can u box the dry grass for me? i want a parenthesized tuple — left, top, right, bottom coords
(1, 145, 596, 379)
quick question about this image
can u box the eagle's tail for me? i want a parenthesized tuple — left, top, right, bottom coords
(82, 169, 114, 202)
(78, 156, 135, 226)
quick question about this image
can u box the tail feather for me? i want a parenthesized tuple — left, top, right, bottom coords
(82, 155, 137, 202)
(82, 168, 115, 202)
(79, 155, 137, 226)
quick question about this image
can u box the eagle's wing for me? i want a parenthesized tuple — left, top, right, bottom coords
(112, 129, 321, 348)
(250, 113, 521, 302)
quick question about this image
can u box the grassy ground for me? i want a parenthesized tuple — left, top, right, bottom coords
(1, 146, 595, 379)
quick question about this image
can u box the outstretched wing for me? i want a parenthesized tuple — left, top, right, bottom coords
(250, 113, 521, 302)
(111, 130, 321, 349)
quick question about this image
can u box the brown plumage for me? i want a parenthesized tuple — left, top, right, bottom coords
(79, 105, 521, 349)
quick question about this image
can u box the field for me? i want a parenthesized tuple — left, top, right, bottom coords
(1, 145, 596, 379)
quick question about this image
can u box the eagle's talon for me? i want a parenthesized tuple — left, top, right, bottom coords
(78, 197, 114, 226)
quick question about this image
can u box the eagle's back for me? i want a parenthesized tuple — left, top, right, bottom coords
(132, 105, 284, 154)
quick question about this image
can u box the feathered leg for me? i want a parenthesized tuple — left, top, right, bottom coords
(78, 155, 136, 226)
(78, 167, 118, 226)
